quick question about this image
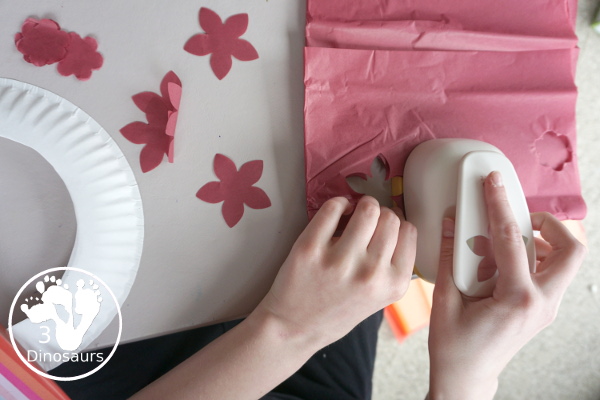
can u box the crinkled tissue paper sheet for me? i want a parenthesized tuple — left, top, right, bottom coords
(304, 0, 586, 221)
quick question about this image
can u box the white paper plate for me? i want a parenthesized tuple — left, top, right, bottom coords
(0, 78, 144, 371)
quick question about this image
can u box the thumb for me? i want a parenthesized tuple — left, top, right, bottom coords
(433, 218, 461, 304)
(438, 218, 455, 282)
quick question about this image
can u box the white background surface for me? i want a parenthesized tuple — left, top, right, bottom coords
(1, 1, 598, 398)
(0, 0, 308, 347)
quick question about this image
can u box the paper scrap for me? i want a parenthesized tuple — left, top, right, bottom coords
(197, 154, 271, 227)
(56, 32, 103, 80)
(14, 17, 103, 80)
(184, 7, 259, 80)
(14, 18, 70, 66)
(120, 71, 182, 172)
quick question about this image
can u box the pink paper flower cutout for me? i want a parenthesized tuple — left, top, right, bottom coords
(184, 7, 259, 80)
(56, 32, 103, 80)
(197, 154, 271, 227)
(120, 71, 182, 173)
(15, 18, 70, 66)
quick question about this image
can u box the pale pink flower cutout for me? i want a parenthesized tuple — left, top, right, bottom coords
(184, 7, 259, 80)
(197, 154, 271, 227)
(120, 71, 182, 173)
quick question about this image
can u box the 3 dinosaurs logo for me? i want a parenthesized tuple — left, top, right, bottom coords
(8, 267, 122, 381)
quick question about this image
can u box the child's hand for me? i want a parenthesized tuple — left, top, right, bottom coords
(134, 197, 416, 400)
(255, 195, 417, 348)
(427, 171, 587, 400)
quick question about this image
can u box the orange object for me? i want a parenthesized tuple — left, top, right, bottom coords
(561, 219, 587, 248)
(0, 324, 70, 400)
(384, 278, 434, 342)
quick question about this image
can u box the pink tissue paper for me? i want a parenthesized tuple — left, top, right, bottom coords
(303, 0, 586, 221)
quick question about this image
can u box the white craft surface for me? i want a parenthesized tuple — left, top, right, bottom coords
(0, 1, 307, 348)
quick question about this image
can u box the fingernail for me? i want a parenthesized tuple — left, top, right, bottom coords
(442, 218, 455, 238)
(489, 171, 503, 187)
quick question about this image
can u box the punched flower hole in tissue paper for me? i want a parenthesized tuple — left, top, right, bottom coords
(346, 156, 393, 207)
(0, 137, 76, 326)
(534, 130, 573, 171)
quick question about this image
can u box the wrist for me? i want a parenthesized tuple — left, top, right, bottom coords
(246, 303, 325, 358)
(429, 370, 498, 400)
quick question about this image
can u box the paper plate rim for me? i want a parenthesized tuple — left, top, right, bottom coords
(0, 77, 144, 371)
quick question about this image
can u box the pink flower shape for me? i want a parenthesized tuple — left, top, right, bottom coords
(120, 71, 182, 173)
(56, 32, 103, 80)
(15, 18, 70, 66)
(184, 7, 259, 80)
(197, 154, 271, 227)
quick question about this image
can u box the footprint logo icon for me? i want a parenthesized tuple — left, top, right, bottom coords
(20, 275, 102, 351)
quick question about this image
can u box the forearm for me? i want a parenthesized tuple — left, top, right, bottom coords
(130, 196, 417, 399)
(131, 307, 320, 400)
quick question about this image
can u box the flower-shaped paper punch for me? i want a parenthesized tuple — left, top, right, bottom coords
(120, 71, 182, 173)
(184, 7, 259, 80)
(197, 154, 271, 227)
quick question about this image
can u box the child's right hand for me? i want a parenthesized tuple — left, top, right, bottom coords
(427, 171, 587, 400)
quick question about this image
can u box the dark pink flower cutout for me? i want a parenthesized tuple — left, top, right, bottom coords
(184, 7, 259, 80)
(197, 154, 271, 227)
(120, 71, 182, 173)
(15, 18, 70, 66)
(14, 17, 103, 80)
(56, 32, 103, 80)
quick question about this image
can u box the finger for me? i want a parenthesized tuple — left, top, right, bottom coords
(531, 212, 580, 251)
(533, 237, 552, 262)
(368, 207, 400, 262)
(392, 206, 406, 222)
(484, 171, 531, 291)
(298, 197, 352, 246)
(337, 196, 381, 251)
(390, 219, 417, 280)
(530, 212, 586, 294)
(431, 218, 462, 307)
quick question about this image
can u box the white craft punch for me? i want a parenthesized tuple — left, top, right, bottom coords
(403, 139, 535, 297)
